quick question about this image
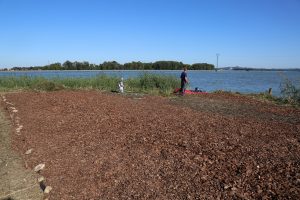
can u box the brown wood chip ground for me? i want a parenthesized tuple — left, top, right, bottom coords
(1, 91, 300, 199)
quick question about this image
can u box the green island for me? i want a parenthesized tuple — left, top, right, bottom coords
(1, 60, 215, 71)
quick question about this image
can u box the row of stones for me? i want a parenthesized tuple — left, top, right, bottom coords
(1, 94, 52, 199)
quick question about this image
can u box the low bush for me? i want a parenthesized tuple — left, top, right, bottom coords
(280, 78, 300, 105)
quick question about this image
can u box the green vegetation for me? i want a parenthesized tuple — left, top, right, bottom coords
(0, 76, 62, 91)
(1, 73, 298, 106)
(249, 92, 300, 108)
(263, 92, 299, 106)
(10, 60, 215, 71)
(212, 77, 300, 107)
(0, 74, 180, 95)
(280, 77, 300, 105)
(126, 73, 179, 95)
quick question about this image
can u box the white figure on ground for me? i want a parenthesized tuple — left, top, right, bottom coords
(118, 77, 124, 93)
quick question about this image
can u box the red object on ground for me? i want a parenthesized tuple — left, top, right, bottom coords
(174, 88, 208, 94)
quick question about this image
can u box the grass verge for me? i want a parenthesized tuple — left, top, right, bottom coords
(0, 74, 180, 96)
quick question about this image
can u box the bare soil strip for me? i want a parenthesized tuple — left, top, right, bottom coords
(1, 91, 300, 199)
(0, 100, 43, 200)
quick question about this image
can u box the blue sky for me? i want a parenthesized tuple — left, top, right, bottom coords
(0, 0, 299, 68)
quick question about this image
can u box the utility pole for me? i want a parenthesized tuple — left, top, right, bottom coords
(216, 53, 220, 69)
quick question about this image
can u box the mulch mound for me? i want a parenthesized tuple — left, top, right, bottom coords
(2, 91, 300, 199)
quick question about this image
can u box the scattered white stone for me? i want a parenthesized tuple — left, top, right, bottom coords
(25, 148, 33, 155)
(16, 125, 23, 133)
(9, 106, 16, 110)
(25, 161, 28, 169)
(34, 163, 45, 172)
(224, 185, 231, 189)
(12, 109, 18, 113)
(44, 186, 52, 194)
(38, 176, 45, 183)
(15, 117, 20, 124)
(6, 101, 13, 105)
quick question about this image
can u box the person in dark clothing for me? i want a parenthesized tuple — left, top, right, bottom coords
(180, 67, 189, 94)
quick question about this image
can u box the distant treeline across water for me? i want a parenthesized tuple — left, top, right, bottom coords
(8, 61, 215, 71)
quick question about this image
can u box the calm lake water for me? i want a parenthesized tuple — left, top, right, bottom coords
(1, 70, 299, 96)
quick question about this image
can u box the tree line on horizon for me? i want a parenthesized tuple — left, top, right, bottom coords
(8, 61, 215, 71)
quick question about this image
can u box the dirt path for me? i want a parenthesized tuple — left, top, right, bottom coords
(0, 99, 43, 200)
(1, 91, 300, 199)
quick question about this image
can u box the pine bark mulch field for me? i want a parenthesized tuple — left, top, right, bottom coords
(1, 91, 300, 199)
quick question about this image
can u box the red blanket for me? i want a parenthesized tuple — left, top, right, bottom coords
(174, 88, 207, 95)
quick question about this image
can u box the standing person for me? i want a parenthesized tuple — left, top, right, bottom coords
(180, 66, 189, 95)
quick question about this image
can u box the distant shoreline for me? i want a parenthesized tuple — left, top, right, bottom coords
(1, 68, 300, 72)
(216, 67, 300, 71)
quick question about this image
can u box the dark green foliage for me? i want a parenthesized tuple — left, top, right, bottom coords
(100, 61, 122, 70)
(124, 61, 145, 70)
(10, 60, 215, 71)
(151, 61, 184, 70)
(63, 60, 73, 70)
(190, 63, 215, 70)
(44, 63, 62, 70)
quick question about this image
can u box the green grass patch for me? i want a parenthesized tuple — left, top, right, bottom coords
(213, 89, 300, 107)
(0, 74, 180, 95)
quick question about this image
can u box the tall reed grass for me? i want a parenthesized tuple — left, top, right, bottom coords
(0, 74, 180, 95)
(126, 73, 179, 95)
